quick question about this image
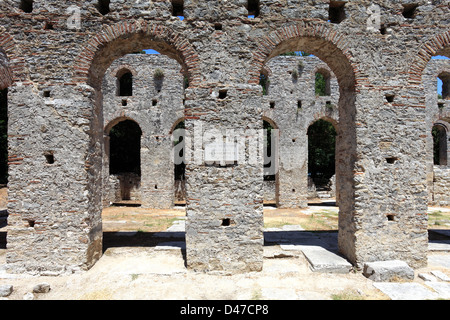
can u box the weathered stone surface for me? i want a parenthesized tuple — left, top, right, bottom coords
(363, 260, 415, 282)
(0, 285, 12, 297)
(418, 273, 437, 282)
(373, 283, 439, 300)
(431, 270, 450, 282)
(1, 0, 448, 275)
(302, 247, 352, 274)
(33, 283, 51, 294)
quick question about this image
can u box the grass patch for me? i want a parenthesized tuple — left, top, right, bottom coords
(428, 210, 450, 229)
(264, 210, 338, 231)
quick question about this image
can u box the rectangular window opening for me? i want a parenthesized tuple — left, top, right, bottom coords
(386, 157, 398, 164)
(45, 152, 55, 164)
(172, 0, 184, 17)
(329, 1, 346, 24)
(20, 0, 33, 13)
(402, 3, 418, 19)
(218, 89, 228, 99)
(386, 214, 396, 222)
(247, 0, 260, 18)
(385, 94, 395, 103)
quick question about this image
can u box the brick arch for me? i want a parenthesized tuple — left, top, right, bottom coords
(0, 30, 28, 89)
(408, 30, 450, 86)
(104, 115, 142, 135)
(248, 22, 361, 91)
(73, 20, 201, 89)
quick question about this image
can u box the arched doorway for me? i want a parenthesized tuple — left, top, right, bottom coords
(70, 21, 199, 270)
(251, 23, 358, 266)
(105, 119, 142, 204)
(307, 118, 337, 201)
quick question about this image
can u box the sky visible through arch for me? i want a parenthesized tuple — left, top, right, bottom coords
(433, 55, 449, 95)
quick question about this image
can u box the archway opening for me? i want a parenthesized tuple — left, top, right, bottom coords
(116, 70, 133, 97)
(257, 32, 356, 263)
(308, 119, 337, 198)
(78, 28, 194, 258)
(173, 120, 186, 205)
(432, 124, 448, 166)
(263, 119, 279, 207)
(108, 119, 142, 202)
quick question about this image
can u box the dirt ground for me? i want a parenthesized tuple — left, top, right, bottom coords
(1, 189, 450, 301)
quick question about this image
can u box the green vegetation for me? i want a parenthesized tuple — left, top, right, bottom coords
(308, 119, 336, 182)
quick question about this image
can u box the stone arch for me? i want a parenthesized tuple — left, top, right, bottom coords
(0, 30, 28, 88)
(248, 22, 361, 91)
(249, 21, 360, 264)
(408, 30, 450, 87)
(73, 20, 201, 90)
(169, 117, 185, 134)
(104, 115, 142, 135)
(307, 115, 339, 135)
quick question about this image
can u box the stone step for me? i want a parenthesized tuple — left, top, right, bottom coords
(301, 246, 353, 273)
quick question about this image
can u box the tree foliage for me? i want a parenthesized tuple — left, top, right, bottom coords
(308, 119, 336, 181)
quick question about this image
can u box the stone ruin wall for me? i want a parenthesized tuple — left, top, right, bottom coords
(424, 58, 450, 206)
(0, 0, 449, 275)
(101, 54, 450, 209)
(101, 53, 340, 208)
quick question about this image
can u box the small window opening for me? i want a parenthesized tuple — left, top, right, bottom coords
(155, 185, 158, 190)
(172, 0, 184, 17)
(214, 23, 222, 31)
(247, 0, 260, 18)
(97, 0, 110, 15)
(221, 218, 231, 227)
(329, 1, 346, 24)
(402, 3, 418, 19)
(297, 100, 302, 109)
(432, 125, 448, 166)
(259, 73, 269, 95)
(386, 214, 396, 222)
(20, 0, 33, 13)
(45, 153, 55, 164)
(270, 101, 275, 109)
(26, 219, 35, 228)
(43, 90, 51, 98)
(386, 157, 398, 164)
(315, 70, 331, 96)
(438, 72, 450, 100)
(218, 89, 228, 99)
(385, 94, 395, 103)
(292, 138, 296, 143)
(380, 24, 387, 35)
(152, 99, 158, 106)
(44, 21, 54, 30)
(292, 189, 296, 193)
(118, 71, 133, 97)
(122, 99, 127, 106)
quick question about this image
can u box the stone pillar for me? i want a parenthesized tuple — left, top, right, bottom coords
(6, 84, 103, 275)
(185, 86, 264, 273)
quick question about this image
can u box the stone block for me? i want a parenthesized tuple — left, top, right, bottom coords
(0, 285, 12, 297)
(363, 260, 414, 282)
